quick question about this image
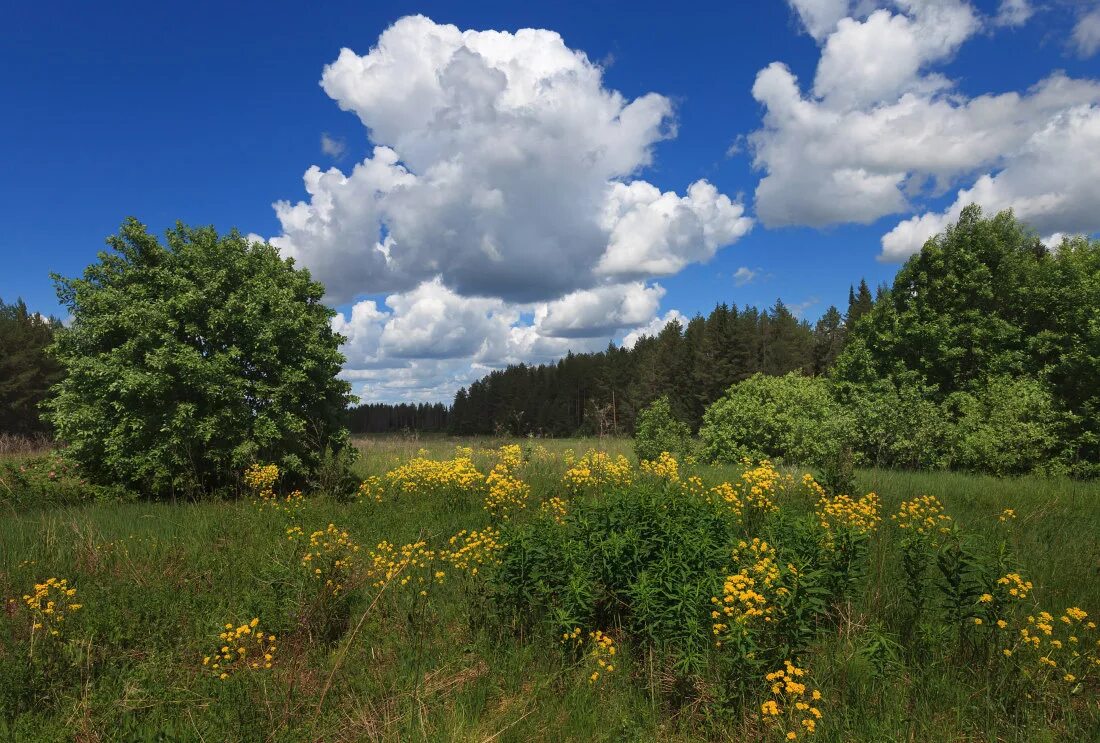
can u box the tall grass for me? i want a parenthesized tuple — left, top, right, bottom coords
(0, 437, 1096, 741)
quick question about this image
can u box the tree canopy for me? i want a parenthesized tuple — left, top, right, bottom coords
(45, 218, 354, 497)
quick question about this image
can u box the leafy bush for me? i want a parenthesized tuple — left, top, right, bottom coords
(833, 375, 951, 470)
(0, 452, 131, 509)
(44, 218, 354, 499)
(492, 474, 849, 689)
(945, 375, 1067, 476)
(633, 396, 693, 462)
(699, 373, 850, 467)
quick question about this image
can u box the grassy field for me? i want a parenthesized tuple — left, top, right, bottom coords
(1, 436, 1098, 741)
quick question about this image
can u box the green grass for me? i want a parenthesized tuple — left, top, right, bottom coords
(0, 437, 1097, 741)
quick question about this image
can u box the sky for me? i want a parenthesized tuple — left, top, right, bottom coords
(2, 0, 1099, 403)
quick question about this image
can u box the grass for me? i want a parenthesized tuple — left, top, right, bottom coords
(0, 436, 1098, 741)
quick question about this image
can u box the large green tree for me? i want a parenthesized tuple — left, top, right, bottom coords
(45, 218, 354, 498)
(0, 297, 63, 434)
(834, 205, 1100, 474)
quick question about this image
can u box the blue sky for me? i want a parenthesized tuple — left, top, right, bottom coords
(3, 1, 1099, 402)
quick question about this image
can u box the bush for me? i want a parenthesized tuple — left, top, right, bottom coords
(945, 375, 1067, 476)
(834, 376, 950, 470)
(699, 373, 850, 467)
(44, 218, 354, 499)
(0, 452, 132, 509)
(633, 396, 693, 462)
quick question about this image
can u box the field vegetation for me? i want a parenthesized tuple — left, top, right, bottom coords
(2, 436, 1098, 741)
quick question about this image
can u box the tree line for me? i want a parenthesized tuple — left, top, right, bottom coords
(0, 297, 63, 435)
(446, 285, 873, 437)
(347, 402, 450, 433)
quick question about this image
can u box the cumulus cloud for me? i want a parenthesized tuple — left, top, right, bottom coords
(328, 278, 671, 402)
(622, 310, 688, 349)
(881, 103, 1100, 258)
(751, 1, 1100, 260)
(264, 15, 751, 401)
(271, 15, 749, 306)
(1073, 6, 1100, 57)
(994, 0, 1033, 27)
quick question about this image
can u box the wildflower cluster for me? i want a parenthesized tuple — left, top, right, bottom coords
(586, 630, 617, 683)
(995, 572, 1033, 601)
(23, 577, 82, 641)
(540, 496, 569, 525)
(639, 451, 680, 483)
(563, 627, 617, 684)
(244, 463, 279, 495)
(484, 464, 530, 521)
(245, 463, 303, 513)
(562, 449, 633, 494)
(998, 508, 1017, 523)
(892, 495, 953, 541)
(496, 444, 523, 471)
(289, 523, 361, 595)
(799, 474, 826, 500)
(816, 492, 881, 535)
(384, 456, 484, 500)
(440, 528, 505, 576)
(705, 481, 744, 521)
(357, 476, 383, 503)
(761, 661, 823, 739)
(736, 459, 788, 515)
(987, 606, 1099, 703)
(202, 618, 276, 680)
(711, 539, 788, 646)
(365, 539, 438, 591)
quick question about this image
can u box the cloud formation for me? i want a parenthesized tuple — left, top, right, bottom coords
(1073, 6, 1100, 58)
(272, 15, 749, 305)
(755, 1, 1100, 259)
(266, 16, 752, 401)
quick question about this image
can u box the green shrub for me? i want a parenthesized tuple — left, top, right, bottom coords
(945, 375, 1067, 476)
(699, 373, 850, 467)
(833, 376, 950, 470)
(633, 396, 693, 462)
(0, 452, 132, 509)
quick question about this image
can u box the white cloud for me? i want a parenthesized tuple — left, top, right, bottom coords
(1073, 7, 1100, 57)
(753, 2, 1100, 261)
(320, 133, 346, 158)
(328, 276, 670, 402)
(621, 310, 688, 349)
(271, 15, 749, 306)
(733, 266, 758, 286)
(266, 15, 753, 401)
(535, 282, 665, 338)
(994, 0, 1033, 27)
(596, 180, 752, 277)
(788, 0, 859, 41)
(881, 103, 1100, 259)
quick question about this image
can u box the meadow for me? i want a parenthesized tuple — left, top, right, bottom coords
(1, 435, 1098, 742)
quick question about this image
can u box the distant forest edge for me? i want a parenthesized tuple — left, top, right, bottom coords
(350, 287, 845, 436)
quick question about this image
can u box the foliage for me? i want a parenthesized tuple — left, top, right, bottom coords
(944, 375, 1067, 476)
(450, 300, 820, 436)
(0, 297, 63, 435)
(44, 218, 353, 498)
(833, 205, 1100, 476)
(0, 452, 131, 509)
(699, 373, 851, 467)
(633, 395, 693, 462)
